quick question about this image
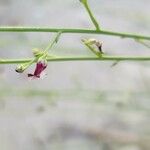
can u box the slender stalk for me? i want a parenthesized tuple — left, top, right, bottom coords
(0, 27, 149, 40)
(135, 39, 150, 48)
(83, 43, 101, 57)
(80, 0, 100, 30)
(1, 55, 150, 64)
(44, 31, 62, 52)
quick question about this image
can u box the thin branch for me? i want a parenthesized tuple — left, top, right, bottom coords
(44, 31, 62, 52)
(0, 27, 149, 40)
(1, 55, 150, 64)
(80, 0, 100, 30)
(135, 39, 150, 48)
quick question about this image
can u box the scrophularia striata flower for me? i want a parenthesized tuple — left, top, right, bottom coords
(15, 48, 48, 79)
(28, 60, 47, 79)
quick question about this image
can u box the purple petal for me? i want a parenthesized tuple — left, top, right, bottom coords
(28, 61, 47, 78)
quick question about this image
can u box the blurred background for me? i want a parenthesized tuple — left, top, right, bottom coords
(0, 0, 150, 149)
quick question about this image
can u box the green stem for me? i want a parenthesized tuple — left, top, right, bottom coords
(0, 27, 149, 40)
(84, 44, 102, 57)
(135, 39, 150, 49)
(1, 55, 150, 64)
(44, 31, 62, 52)
(80, 0, 100, 30)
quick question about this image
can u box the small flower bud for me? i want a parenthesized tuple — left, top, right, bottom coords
(82, 38, 103, 54)
(87, 38, 97, 45)
(15, 62, 33, 73)
(15, 65, 24, 73)
(32, 48, 43, 57)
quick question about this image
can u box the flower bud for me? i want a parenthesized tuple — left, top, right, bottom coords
(15, 62, 33, 73)
(15, 64, 25, 73)
(32, 48, 44, 57)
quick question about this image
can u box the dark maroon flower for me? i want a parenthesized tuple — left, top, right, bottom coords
(28, 61, 47, 78)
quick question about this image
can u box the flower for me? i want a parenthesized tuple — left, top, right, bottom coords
(28, 60, 47, 78)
